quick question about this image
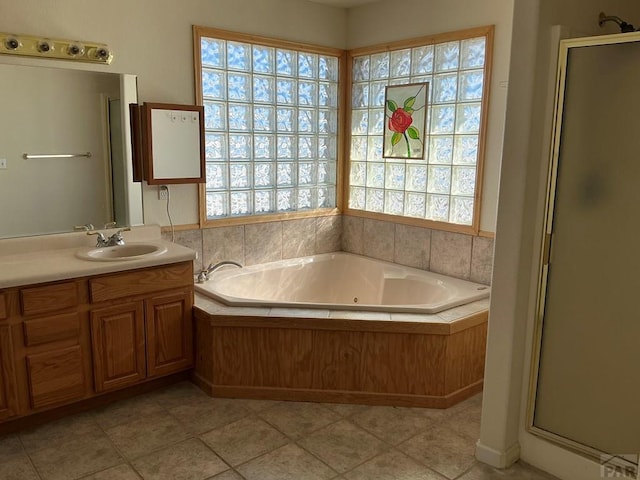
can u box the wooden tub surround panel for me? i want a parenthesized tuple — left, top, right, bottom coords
(192, 308, 488, 408)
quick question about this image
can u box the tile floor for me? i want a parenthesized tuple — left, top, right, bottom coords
(0, 382, 558, 480)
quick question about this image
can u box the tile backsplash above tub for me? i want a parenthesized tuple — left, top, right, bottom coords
(341, 216, 494, 285)
(164, 213, 493, 285)
(163, 215, 342, 272)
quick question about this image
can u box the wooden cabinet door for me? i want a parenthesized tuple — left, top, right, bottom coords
(90, 302, 146, 393)
(145, 290, 193, 378)
(0, 326, 18, 420)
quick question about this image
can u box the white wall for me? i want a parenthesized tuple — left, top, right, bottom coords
(347, 0, 514, 233)
(0, 0, 347, 227)
(480, 0, 640, 478)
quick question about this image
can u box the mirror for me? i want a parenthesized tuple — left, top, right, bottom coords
(0, 63, 143, 239)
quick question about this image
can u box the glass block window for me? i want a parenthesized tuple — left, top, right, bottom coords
(196, 29, 341, 220)
(348, 30, 491, 227)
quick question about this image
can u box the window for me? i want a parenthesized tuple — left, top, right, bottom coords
(346, 26, 493, 233)
(194, 27, 343, 224)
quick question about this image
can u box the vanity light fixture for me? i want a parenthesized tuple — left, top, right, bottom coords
(0, 32, 113, 64)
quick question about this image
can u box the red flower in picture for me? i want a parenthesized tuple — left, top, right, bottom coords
(388, 108, 413, 134)
(385, 83, 426, 158)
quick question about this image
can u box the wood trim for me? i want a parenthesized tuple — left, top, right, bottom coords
(204, 382, 483, 409)
(478, 230, 495, 238)
(129, 103, 144, 182)
(0, 326, 18, 420)
(348, 25, 495, 56)
(201, 208, 340, 229)
(0, 293, 6, 320)
(161, 223, 200, 233)
(472, 25, 495, 234)
(336, 47, 348, 211)
(193, 25, 345, 57)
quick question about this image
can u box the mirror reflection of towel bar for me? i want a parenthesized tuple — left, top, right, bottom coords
(23, 152, 92, 159)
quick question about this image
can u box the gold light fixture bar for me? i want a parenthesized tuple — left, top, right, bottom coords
(0, 32, 113, 64)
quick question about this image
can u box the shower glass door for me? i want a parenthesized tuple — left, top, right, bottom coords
(531, 34, 640, 461)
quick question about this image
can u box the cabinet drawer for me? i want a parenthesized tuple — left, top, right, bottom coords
(89, 262, 193, 303)
(21, 282, 78, 316)
(23, 313, 81, 347)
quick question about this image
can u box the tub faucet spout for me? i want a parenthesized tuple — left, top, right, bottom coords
(196, 260, 243, 283)
(207, 260, 243, 274)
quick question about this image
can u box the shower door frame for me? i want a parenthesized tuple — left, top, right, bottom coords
(527, 31, 640, 462)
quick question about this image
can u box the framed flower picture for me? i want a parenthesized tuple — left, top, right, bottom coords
(383, 82, 429, 159)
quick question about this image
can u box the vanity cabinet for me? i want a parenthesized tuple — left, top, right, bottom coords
(89, 263, 194, 393)
(0, 261, 194, 424)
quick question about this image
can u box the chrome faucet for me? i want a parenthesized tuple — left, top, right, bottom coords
(196, 260, 243, 283)
(87, 227, 131, 247)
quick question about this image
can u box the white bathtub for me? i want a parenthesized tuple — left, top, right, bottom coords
(195, 252, 489, 314)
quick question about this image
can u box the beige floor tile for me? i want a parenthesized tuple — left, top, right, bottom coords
(80, 463, 142, 479)
(0, 434, 25, 460)
(351, 406, 440, 445)
(200, 416, 288, 466)
(105, 411, 189, 460)
(231, 398, 282, 412)
(322, 402, 369, 418)
(131, 438, 228, 480)
(207, 470, 245, 480)
(147, 381, 210, 409)
(20, 413, 100, 453)
(0, 455, 41, 480)
(343, 449, 446, 480)
(93, 394, 166, 430)
(28, 430, 123, 480)
(168, 396, 251, 434)
(258, 401, 341, 439)
(298, 420, 387, 474)
(443, 405, 482, 441)
(457, 461, 558, 479)
(397, 424, 476, 479)
(442, 393, 483, 419)
(0, 436, 40, 480)
(237, 443, 336, 480)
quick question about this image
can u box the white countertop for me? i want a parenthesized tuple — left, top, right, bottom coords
(0, 225, 196, 289)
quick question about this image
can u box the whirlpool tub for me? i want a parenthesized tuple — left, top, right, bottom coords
(193, 252, 490, 408)
(194, 252, 489, 314)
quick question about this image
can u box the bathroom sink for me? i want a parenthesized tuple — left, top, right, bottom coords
(75, 243, 168, 262)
